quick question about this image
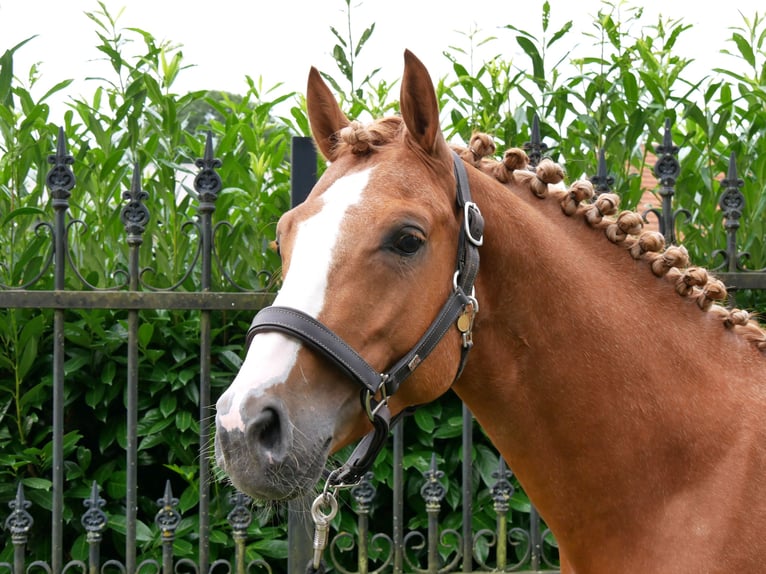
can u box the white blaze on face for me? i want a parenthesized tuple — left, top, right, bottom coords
(216, 169, 372, 432)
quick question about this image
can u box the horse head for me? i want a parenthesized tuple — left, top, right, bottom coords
(215, 51, 474, 500)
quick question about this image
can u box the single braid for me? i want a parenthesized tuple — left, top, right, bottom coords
(628, 231, 665, 260)
(584, 193, 620, 226)
(481, 148, 528, 184)
(523, 158, 565, 198)
(456, 133, 497, 167)
(503, 147, 529, 172)
(649, 245, 690, 277)
(724, 308, 752, 328)
(667, 267, 709, 297)
(560, 181, 595, 216)
(469, 133, 496, 160)
(694, 278, 727, 311)
(606, 211, 644, 244)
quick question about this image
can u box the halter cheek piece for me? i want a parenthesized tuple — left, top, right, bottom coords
(244, 151, 483, 488)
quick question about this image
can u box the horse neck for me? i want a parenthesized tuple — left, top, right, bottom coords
(452, 168, 766, 551)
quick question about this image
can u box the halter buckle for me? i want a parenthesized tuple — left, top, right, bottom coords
(464, 201, 484, 247)
(363, 375, 390, 421)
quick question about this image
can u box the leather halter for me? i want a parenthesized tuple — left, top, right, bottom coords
(244, 151, 484, 488)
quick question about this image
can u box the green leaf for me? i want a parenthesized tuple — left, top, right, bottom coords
(160, 393, 177, 418)
(0, 36, 37, 106)
(732, 32, 755, 67)
(251, 538, 289, 559)
(413, 409, 435, 433)
(138, 322, 154, 348)
(2, 207, 46, 225)
(21, 477, 52, 490)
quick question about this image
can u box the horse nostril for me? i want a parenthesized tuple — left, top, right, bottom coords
(248, 407, 284, 458)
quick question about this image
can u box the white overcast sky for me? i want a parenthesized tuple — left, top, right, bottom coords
(0, 0, 763, 121)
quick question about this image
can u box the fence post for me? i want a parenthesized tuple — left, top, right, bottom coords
(287, 136, 317, 574)
(46, 127, 75, 574)
(195, 132, 223, 574)
(653, 118, 682, 245)
(121, 163, 149, 574)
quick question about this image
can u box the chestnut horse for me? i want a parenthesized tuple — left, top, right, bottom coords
(215, 50, 766, 573)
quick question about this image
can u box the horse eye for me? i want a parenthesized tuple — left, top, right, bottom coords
(393, 232, 424, 255)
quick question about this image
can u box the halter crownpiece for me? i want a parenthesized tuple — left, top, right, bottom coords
(245, 151, 483, 488)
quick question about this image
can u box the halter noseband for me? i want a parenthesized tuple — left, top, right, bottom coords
(244, 151, 484, 488)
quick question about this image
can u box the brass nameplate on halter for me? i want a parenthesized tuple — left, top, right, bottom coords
(456, 303, 475, 333)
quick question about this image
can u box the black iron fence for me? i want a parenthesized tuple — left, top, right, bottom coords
(1, 119, 765, 574)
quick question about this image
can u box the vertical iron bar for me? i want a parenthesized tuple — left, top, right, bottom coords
(421, 454, 445, 574)
(122, 164, 149, 574)
(351, 475, 375, 574)
(287, 136, 317, 574)
(489, 458, 514, 570)
(5, 483, 33, 574)
(653, 118, 681, 245)
(82, 482, 108, 574)
(290, 137, 317, 208)
(46, 127, 75, 574)
(461, 404, 472, 572)
(719, 152, 745, 274)
(590, 148, 614, 196)
(195, 132, 222, 574)
(523, 114, 548, 169)
(529, 506, 541, 571)
(227, 492, 253, 574)
(392, 421, 404, 574)
(155, 482, 182, 574)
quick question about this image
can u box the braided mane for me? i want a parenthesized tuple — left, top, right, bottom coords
(457, 132, 766, 355)
(335, 120, 766, 354)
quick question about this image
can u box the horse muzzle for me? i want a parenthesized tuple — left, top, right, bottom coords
(214, 391, 331, 500)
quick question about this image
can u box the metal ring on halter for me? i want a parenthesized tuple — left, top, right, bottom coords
(363, 377, 389, 421)
(310, 490, 339, 524)
(466, 294, 480, 314)
(453, 270, 477, 299)
(463, 201, 484, 246)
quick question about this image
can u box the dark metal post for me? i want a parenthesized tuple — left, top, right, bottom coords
(46, 127, 75, 574)
(290, 137, 317, 208)
(155, 482, 182, 574)
(590, 148, 614, 196)
(227, 492, 253, 574)
(195, 132, 223, 574)
(490, 458, 514, 570)
(392, 422, 404, 573)
(121, 163, 149, 574)
(287, 136, 317, 574)
(351, 474, 376, 574)
(461, 404, 473, 572)
(719, 152, 745, 274)
(653, 118, 681, 245)
(523, 114, 548, 169)
(529, 506, 541, 571)
(82, 482, 108, 574)
(5, 484, 33, 574)
(422, 454, 446, 574)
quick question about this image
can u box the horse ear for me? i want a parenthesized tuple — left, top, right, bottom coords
(307, 66, 351, 161)
(400, 50, 450, 159)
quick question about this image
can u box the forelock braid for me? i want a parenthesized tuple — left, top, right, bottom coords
(339, 120, 374, 154)
(338, 117, 402, 155)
